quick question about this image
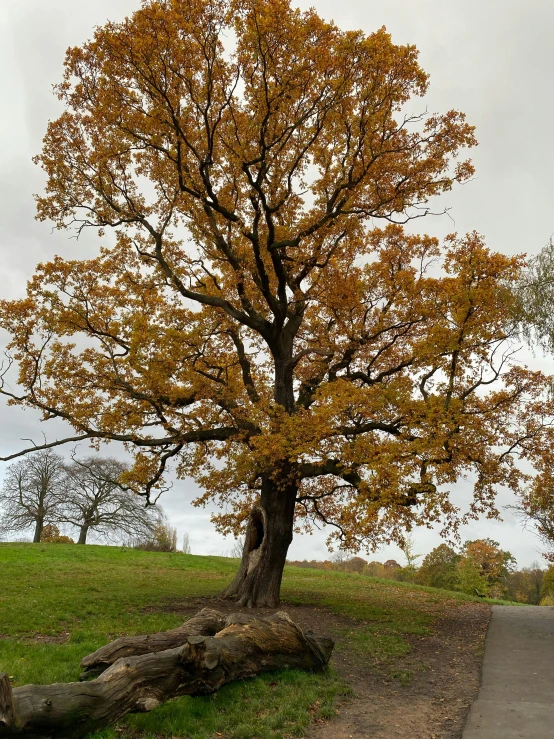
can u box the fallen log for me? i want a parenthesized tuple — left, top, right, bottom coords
(80, 607, 226, 678)
(0, 611, 334, 739)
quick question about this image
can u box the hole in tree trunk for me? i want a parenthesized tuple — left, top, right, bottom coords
(244, 507, 267, 576)
(247, 509, 265, 552)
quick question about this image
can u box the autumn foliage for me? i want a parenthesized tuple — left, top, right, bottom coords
(40, 524, 75, 544)
(0, 0, 552, 605)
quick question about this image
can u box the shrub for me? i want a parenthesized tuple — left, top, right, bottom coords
(40, 524, 74, 544)
(133, 517, 177, 552)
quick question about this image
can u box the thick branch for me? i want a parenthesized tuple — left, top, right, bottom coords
(0, 427, 238, 463)
(80, 608, 226, 678)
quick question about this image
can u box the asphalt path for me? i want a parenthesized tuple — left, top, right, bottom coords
(462, 605, 554, 738)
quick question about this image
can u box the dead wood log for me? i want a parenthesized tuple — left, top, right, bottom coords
(0, 675, 15, 732)
(0, 611, 334, 739)
(80, 607, 226, 678)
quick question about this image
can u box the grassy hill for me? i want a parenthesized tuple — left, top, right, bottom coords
(0, 543, 510, 739)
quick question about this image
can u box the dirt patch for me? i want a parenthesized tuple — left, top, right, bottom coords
(0, 631, 71, 644)
(26, 631, 71, 644)
(143, 596, 361, 633)
(145, 596, 490, 739)
(305, 602, 490, 739)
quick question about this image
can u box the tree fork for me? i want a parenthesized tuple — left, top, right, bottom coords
(0, 611, 334, 739)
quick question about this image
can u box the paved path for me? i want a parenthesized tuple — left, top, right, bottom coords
(462, 605, 554, 738)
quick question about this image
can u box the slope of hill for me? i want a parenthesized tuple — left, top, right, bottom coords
(0, 543, 511, 738)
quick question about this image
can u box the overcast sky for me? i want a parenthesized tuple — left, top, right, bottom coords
(1, 0, 553, 566)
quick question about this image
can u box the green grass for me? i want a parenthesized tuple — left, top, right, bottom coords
(93, 669, 348, 739)
(0, 543, 508, 738)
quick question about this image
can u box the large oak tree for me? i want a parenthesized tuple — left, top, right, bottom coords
(0, 0, 551, 605)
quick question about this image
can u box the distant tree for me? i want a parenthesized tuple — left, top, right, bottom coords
(343, 556, 367, 573)
(364, 561, 387, 578)
(416, 544, 460, 590)
(510, 473, 554, 563)
(514, 239, 554, 564)
(396, 534, 421, 582)
(331, 550, 349, 572)
(505, 565, 544, 605)
(40, 523, 74, 544)
(517, 237, 554, 352)
(384, 559, 401, 571)
(456, 555, 489, 597)
(528, 563, 546, 604)
(182, 532, 192, 554)
(228, 536, 245, 559)
(541, 566, 554, 602)
(60, 457, 157, 544)
(134, 513, 178, 552)
(400, 535, 421, 567)
(457, 539, 516, 598)
(0, 450, 66, 542)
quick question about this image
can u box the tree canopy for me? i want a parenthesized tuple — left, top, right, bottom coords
(512, 470, 554, 563)
(61, 456, 158, 544)
(0, 0, 552, 605)
(416, 543, 460, 590)
(517, 238, 554, 353)
(0, 450, 66, 543)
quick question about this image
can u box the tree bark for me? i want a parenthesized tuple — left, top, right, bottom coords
(0, 611, 334, 739)
(32, 520, 43, 544)
(80, 608, 226, 678)
(220, 476, 297, 608)
(77, 525, 89, 545)
(220, 345, 299, 608)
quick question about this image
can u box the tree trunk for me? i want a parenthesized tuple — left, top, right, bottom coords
(32, 520, 43, 544)
(220, 476, 297, 608)
(77, 525, 89, 545)
(80, 608, 226, 678)
(220, 345, 299, 608)
(0, 611, 334, 739)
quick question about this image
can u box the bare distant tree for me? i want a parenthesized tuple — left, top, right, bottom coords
(60, 457, 157, 544)
(182, 533, 192, 554)
(0, 449, 66, 542)
(227, 536, 245, 559)
(330, 550, 349, 571)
